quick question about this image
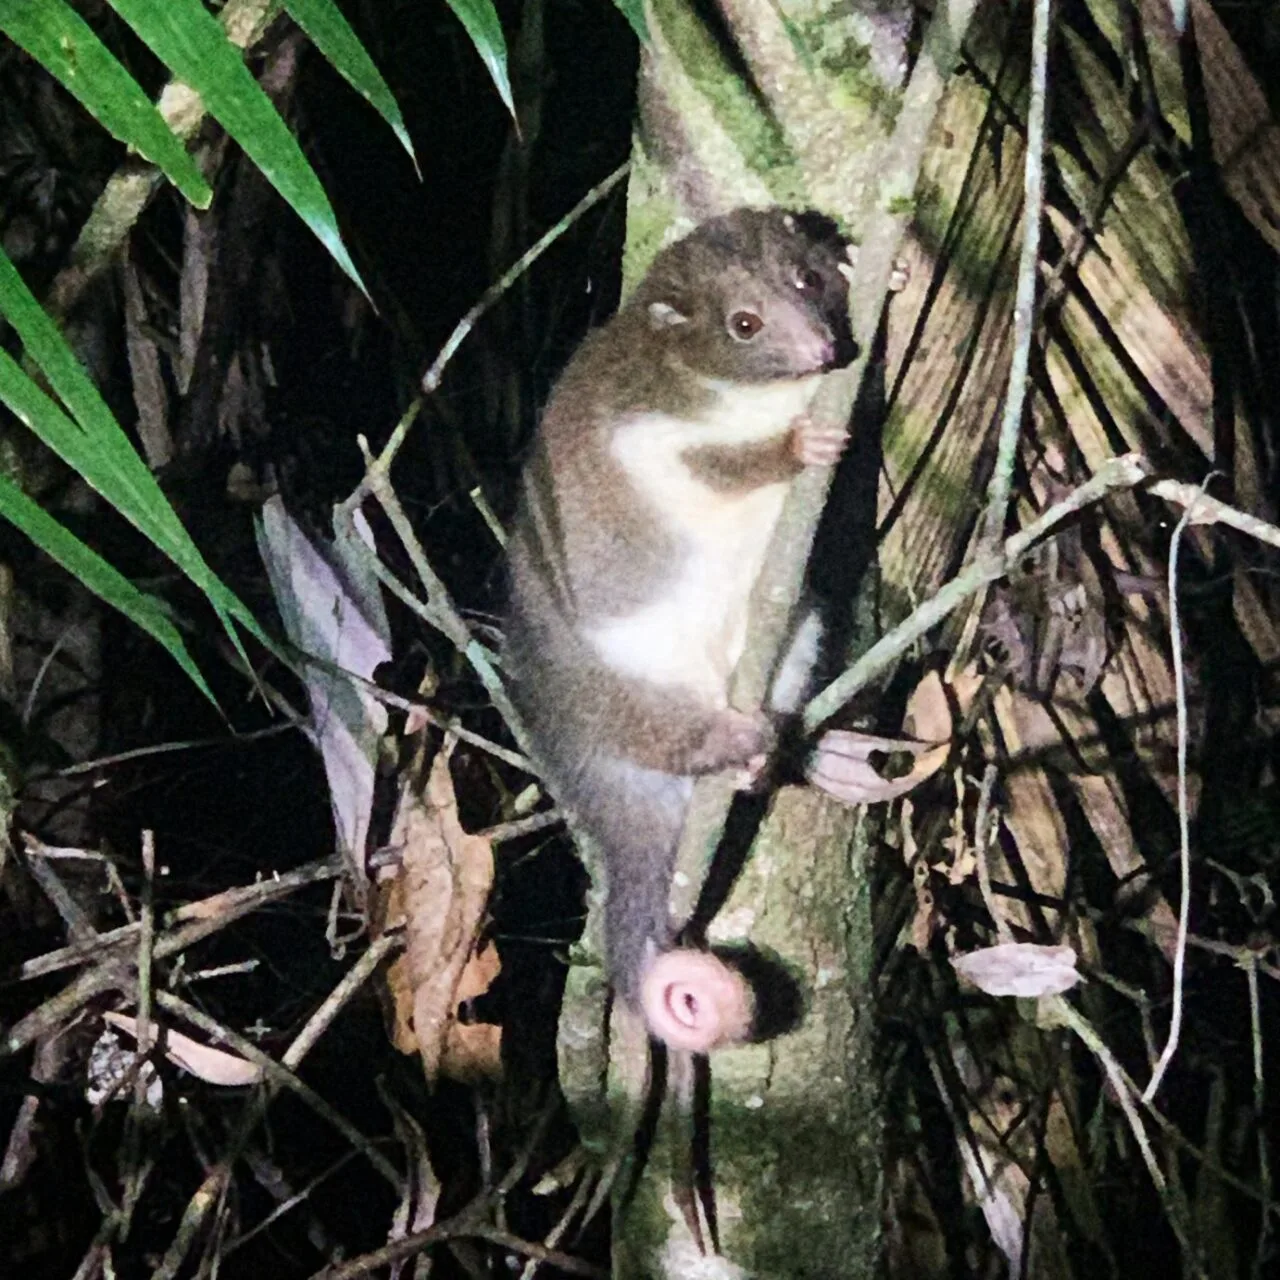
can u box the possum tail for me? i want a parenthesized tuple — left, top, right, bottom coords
(570, 753, 693, 1005)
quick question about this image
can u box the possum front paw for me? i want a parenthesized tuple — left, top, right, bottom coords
(687, 708, 773, 774)
(790, 412, 850, 467)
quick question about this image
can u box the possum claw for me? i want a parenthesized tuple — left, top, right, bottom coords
(791, 413, 850, 467)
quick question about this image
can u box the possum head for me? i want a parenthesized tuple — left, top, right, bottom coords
(633, 208, 857, 384)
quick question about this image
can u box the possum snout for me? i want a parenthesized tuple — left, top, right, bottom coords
(808, 326, 859, 373)
(790, 319, 838, 373)
(774, 306, 856, 376)
(810, 332, 838, 370)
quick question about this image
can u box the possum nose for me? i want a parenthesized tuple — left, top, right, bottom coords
(801, 329, 836, 370)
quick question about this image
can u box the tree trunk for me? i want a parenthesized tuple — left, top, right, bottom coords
(557, 1, 925, 1273)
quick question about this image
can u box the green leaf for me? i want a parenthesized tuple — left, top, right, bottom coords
(105, 0, 366, 291)
(0, 246, 272, 682)
(441, 0, 514, 119)
(0, 475, 216, 706)
(0, 344, 253, 664)
(609, 0, 648, 43)
(0, 250, 217, 589)
(284, 0, 417, 169)
(0, 0, 211, 206)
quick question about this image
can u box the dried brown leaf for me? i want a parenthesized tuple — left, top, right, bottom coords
(177, 207, 211, 394)
(951, 942, 1081, 998)
(103, 1011, 262, 1087)
(388, 751, 496, 1085)
(809, 729, 946, 804)
(122, 258, 172, 469)
(439, 940, 502, 1084)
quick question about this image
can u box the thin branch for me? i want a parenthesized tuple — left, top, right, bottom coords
(518, 1161, 598, 1280)
(476, 808, 562, 844)
(5, 860, 346, 1055)
(282, 931, 401, 1071)
(53, 723, 297, 778)
(1144, 476, 1215, 1102)
(803, 452, 1151, 732)
(153, 990, 401, 1187)
(1115, 915, 1280, 984)
(1148, 478, 1280, 550)
(421, 164, 631, 395)
(118, 833, 158, 1229)
(973, 764, 1010, 942)
(343, 441, 529, 751)
(16, 856, 343, 983)
(1247, 958, 1274, 1279)
(1050, 997, 1208, 1275)
(981, 0, 1053, 551)
(339, 164, 631, 511)
(144, 938, 405, 1273)
(314, 1215, 607, 1279)
(222, 1149, 361, 1257)
(1050, 1000, 1165, 1186)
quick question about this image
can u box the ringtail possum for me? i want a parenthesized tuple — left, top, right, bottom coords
(505, 208, 857, 1052)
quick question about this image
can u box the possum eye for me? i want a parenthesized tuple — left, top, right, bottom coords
(728, 310, 764, 340)
(793, 266, 823, 294)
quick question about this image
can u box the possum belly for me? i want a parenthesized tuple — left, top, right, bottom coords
(585, 400, 804, 704)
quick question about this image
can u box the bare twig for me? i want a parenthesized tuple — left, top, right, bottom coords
(342, 444, 528, 750)
(1049, 999, 1164, 1183)
(153, 990, 401, 1187)
(144, 937, 405, 1273)
(5, 859, 347, 1056)
(223, 1149, 361, 1257)
(476, 808, 562, 844)
(116, 832, 159, 1232)
(421, 164, 631, 395)
(981, 0, 1053, 551)
(1048, 997, 1208, 1275)
(133, 832, 157, 1103)
(518, 1162, 598, 1280)
(469, 484, 508, 547)
(339, 164, 631, 510)
(280, 931, 401, 1070)
(1247, 958, 1274, 1279)
(1143, 475, 1215, 1102)
(803, 452, 1151, 731)
(54, 723, 296, 778)
(313, 1215, 607, 1279)
(421, 712, 531, 774)
(973, 764, 1010, 942)
(1114, 915, 1280, 984)
(1148, 478, 1280, 550)
(5, 964, 129, 1055)
(17, 855, 343, 984)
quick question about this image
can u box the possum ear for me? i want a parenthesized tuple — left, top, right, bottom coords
(648, 299, 691, 330)
(639, 948, 754, 1052)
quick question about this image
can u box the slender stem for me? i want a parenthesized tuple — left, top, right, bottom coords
(981, 0, 1052, 551)
(1143, 476, 1214, 1102)
(803, 452, 1150, 732)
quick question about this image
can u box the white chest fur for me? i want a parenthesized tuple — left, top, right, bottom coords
(584, 376, 821, 704)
